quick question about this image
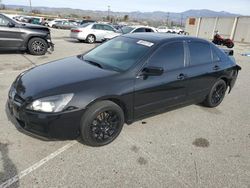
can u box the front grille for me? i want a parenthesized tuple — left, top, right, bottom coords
(14, 94, 25, 104)
(9, 88, 25, 107)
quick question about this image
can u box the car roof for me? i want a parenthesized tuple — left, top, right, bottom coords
(127, 25, 153, 29)
(122, 33, 209, 44)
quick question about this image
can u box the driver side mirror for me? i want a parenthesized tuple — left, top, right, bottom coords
(138, 66, 164, 79)
(8, 22, 15, 28)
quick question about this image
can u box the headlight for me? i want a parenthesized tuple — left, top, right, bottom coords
(27, 93, 74, 113)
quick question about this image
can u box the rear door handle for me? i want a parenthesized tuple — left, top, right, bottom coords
(177, 73, 188, 80)
(213, 65, 220, 71)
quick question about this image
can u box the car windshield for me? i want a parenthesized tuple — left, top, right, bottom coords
(80, 23, 90, 27)
(121, 26, 134, 34)
(83, 37, 153, 72)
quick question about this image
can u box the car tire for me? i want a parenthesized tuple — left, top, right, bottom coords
(28, 37, 48, 55)
(80, 100, 124, 147)
(86, 34, 96, 44)
(203, 79, 227, 108)
(226, 43, 234, 48)
(52, 25, 56, 28)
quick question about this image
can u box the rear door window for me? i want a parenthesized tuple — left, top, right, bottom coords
(148, 42, 185, 71)
(103, 25, 114, 31)
(92, 24, 103, 30)
(212, 47, 221, 62)
(133, 28, 146, 33)
(188, 41, 212, 66)
(0, 15, 10, 26)
(145, 28, 154, 32)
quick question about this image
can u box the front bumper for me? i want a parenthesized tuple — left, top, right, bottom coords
(47, 39, 54, 51)
(7, 98, 84, 140)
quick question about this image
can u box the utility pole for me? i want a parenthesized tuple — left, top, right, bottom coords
(166, 12, 169, 26)
(180, 13, 183, 27)
(29, 0, 32, 13)
(108, 5, 110, 22)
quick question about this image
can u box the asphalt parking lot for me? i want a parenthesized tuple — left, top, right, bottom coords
(0, 29, 250, 188)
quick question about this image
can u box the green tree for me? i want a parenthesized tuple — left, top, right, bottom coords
(123, 15, 129, 22)
(32, 9, 41, 14)
(16, 8, 24, 12)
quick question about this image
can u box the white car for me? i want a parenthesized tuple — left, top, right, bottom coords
(157, 26, 173, 33)
(70, 23, 116, 43)
(48, 19, 68, 28)
(104, 25, 157, 41)
(172, 27, 184, 34)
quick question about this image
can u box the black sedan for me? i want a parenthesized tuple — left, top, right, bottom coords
(7, 33, 241, 146)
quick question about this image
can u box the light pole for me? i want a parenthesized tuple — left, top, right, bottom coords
(180, 13, 183, 27)
(108, 5, 110, 21)
(29, 0, 32, 13)
(166, 12, 169, 26)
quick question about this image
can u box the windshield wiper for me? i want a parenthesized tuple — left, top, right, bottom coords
(84, 59, 103, 69)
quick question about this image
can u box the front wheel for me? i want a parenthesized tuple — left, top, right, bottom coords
(80, 101, 124, 146)
(203, 79, 227, 108)
(28, 37, 48, 55)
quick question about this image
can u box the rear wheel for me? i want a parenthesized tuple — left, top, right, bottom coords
(86, 34, 96, 44)
(226, 42, 234, 48)
(28, 37, 48, 55)
(80, 101, 124, 146)
(203, 79, 227, 108)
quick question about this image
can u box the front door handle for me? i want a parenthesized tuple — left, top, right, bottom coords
(177, 73, 188, 80)
(213, 65, 220, 71)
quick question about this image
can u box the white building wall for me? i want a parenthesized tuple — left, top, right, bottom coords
(185, 18, 199, 36)
(198, 18, 217, 39)
(234, 17, 250, 43)
(215, 18, 235, 38)
(185, 16, 250, 43)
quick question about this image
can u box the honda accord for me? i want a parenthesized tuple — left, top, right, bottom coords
(7, 33, 241, 146)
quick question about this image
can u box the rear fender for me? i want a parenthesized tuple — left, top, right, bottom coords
(228, 65, 241, 93)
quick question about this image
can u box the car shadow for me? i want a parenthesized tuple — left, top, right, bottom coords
(0, 140, 19, 187)
(65, 38, 102, 45)
(0, 50, 26, 55)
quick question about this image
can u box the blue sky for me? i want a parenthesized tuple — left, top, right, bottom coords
(3, 0, 250, 15)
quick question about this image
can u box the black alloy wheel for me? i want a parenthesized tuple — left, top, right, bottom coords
(203, 79, 227, 108)
(90, 110, 121, 143)
(211, 83, 226, 105)
(28, 37, 48, 55)
(80, 101, 124, 146)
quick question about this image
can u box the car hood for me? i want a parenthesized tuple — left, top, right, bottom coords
(14, 56, 118, 99)
(19, 23, 49, 30)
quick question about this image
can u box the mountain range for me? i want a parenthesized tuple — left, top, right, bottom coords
(5, 5, 240, 23)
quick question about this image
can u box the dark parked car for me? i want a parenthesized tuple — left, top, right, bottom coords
(54, 21, 78, 29)
(0, 13, 54, 55)
(7, 33, 241, 146)
(80, 19, 95, 25)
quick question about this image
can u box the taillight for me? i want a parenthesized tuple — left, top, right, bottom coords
(71, 29, 82, 33)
